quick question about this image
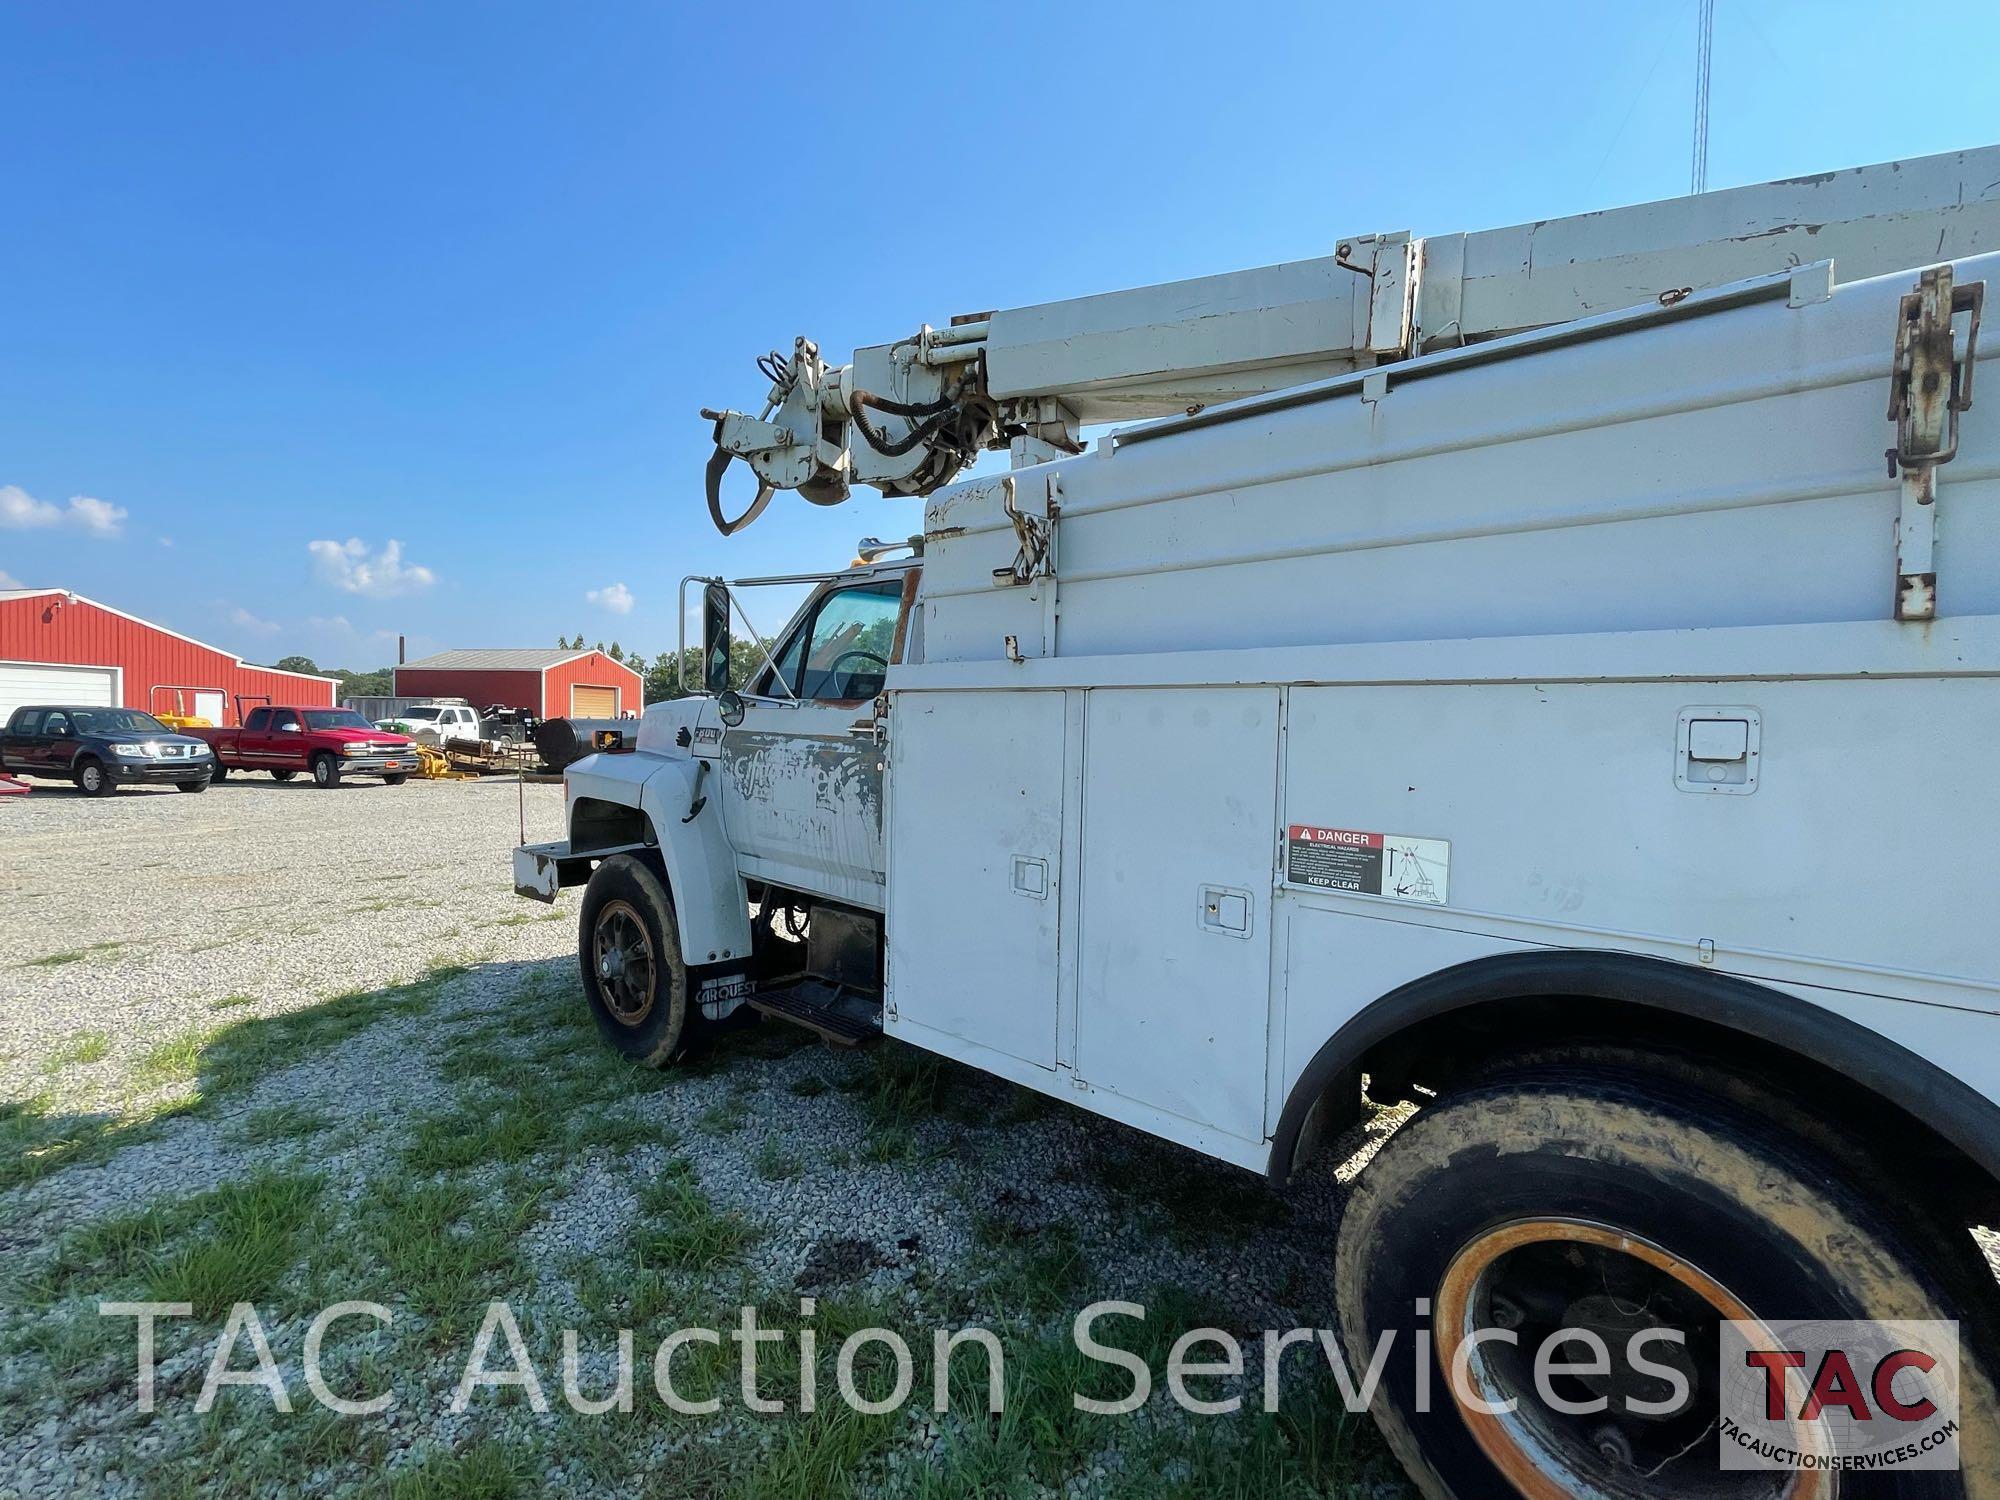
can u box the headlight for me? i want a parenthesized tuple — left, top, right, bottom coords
(342, 743, 367, 756)
(113, 743, 149, 758)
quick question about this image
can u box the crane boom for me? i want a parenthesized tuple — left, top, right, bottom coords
(701, 145, 2000, 534)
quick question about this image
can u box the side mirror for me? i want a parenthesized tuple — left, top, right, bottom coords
(716, 690, 745, 728)
(702, 582, 731, 695)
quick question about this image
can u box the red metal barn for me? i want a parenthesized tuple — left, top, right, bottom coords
(393, 648, 643, 718)
(0, 588, 337, 725)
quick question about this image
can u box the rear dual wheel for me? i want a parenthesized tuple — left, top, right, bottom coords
(1336, 1066, 2000, 1498)
(578, 854, 693, 1068)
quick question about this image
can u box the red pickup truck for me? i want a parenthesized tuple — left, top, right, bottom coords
(194, 706, 417, 789)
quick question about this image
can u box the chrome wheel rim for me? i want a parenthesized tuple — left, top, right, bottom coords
(592, 899, 655, 1026)
(1434, 1218, 1830, 1500)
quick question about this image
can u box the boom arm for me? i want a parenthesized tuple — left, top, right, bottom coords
(701, 146, 2000, 534)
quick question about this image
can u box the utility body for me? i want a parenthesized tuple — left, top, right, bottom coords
(517, 149, 2000, 1498)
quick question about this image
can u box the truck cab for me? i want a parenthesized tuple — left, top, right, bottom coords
(518, 558, 916, 1047)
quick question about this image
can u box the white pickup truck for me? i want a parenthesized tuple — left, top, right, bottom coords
(374, 701, 481, 742)
(516, 149, 2000, 1497)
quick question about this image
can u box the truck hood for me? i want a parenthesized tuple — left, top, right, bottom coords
(100, 731, 210, 751)
(320, 727, 414, 748)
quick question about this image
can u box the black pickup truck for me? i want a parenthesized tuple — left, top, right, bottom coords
(0, 705, 215, 795)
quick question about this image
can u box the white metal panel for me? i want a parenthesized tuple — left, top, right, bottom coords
(920, 247, 2000, 665)
(1074, 688, 1279, 1140)
(192, 691, 224, 724)
(0, 661, 118, 722)
(885, 690, 1064, 1068)
(1282, 677, 2000, 996)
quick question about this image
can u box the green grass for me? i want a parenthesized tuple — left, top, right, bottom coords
(135, 1027, 223, 1088)
(786, 1074, 828, 1099)
(233, 1102, 329, 1145)
(142, 1171, 325, 1316)
(41, 1030, 111, 1072)
(696, 1099, 746, 1137)
(209, 991, 259, 1010)
(632, 1162, 756, 1272)
(17, 941, 124, 968)
(388, 1440, 536, 1500)
(752, 1132, 802, 1181)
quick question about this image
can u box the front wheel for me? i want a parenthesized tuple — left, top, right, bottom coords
(175, 779, 207, 794)
(1336, 1067, 2000, 1499)
(382, 773, 408, 786)
(210, 761, 229, 782)
(74, 759, 116, 797)
(310, 754, 340, 789)
(577, 854, 691, 1068)
(271, 769, 296, 782)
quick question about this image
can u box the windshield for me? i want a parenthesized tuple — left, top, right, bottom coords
(70, 709, 169, 735)
(392, 706, 444, 721)
(305, 710, 375, 731)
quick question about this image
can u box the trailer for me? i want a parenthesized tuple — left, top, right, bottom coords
(518, 149, 2000, 1497)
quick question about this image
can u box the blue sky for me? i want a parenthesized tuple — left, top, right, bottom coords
(3, 1, 1996, 673)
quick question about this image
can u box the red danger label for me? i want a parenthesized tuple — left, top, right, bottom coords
(1286, 825, 1451, 904)
(1288, 825, 1381, 849)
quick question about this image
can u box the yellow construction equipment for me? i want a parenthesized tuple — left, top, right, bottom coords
(415, 744, 477, 780)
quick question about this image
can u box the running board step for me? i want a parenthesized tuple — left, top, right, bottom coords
(748, 979, 882, 1047)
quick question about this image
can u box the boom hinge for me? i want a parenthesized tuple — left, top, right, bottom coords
(1886, 265, 1983, 622)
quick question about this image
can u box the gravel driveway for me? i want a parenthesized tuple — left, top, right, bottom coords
(0, 775, 1409, 1499)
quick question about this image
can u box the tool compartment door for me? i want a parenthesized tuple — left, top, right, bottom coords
(885, 690, 1064, 1069)
(1074, 687, 1279, 1141)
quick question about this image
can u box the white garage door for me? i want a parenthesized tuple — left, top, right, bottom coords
(0, 661, 119, 725)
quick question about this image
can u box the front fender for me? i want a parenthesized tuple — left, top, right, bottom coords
(567, 752, 752, 968)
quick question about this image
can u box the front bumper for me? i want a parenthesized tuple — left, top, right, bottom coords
(514, 841, 589, 902)
(111, 756, 213, 784)
(337, 752, 415, 776)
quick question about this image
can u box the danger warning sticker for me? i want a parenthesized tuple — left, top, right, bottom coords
(1286, 826, 1450, 905)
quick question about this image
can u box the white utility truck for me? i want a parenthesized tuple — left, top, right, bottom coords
(516, 148, 2000, 1497)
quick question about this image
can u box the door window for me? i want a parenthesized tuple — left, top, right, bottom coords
(799, 582, 900, 701)
(43, 712, 71, 737)
(12, 710, 44, 735)
(271, 710, 301, 733)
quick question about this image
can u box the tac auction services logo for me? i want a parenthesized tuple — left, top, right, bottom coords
(1720, 1319, 1960, 1474)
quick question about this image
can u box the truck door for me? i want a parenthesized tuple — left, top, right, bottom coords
(4, 709, 50, 774)
(1073, 688, 1281, 1143)
(713, 575, 906, 909)
(266, 708, 308, 767)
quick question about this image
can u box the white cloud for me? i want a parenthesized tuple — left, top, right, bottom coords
(227, 605, 281, 635)
(308, 537, 435, 598)
(0, 485, 127, 538)
(0, 567, 23, 589)
(66, 495, 127, 537)
(586, 581, 634, 615)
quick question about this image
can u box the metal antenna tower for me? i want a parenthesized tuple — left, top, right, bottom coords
(1691, 0, 1715, 193)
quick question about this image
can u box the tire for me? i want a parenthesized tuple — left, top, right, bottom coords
(74, 759, 116, 797)
(577, 854, 691, 1068)
(383, 773, 408, 786)
(210, 761, 229, 782)
(1335, 1066, 2000, 1499)
(310, 754, 340, 789)
(271, 770, 296, 782)
(175, 778, 207, 794)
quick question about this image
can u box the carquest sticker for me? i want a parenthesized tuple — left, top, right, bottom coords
(1286, 826, 1450, 905)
